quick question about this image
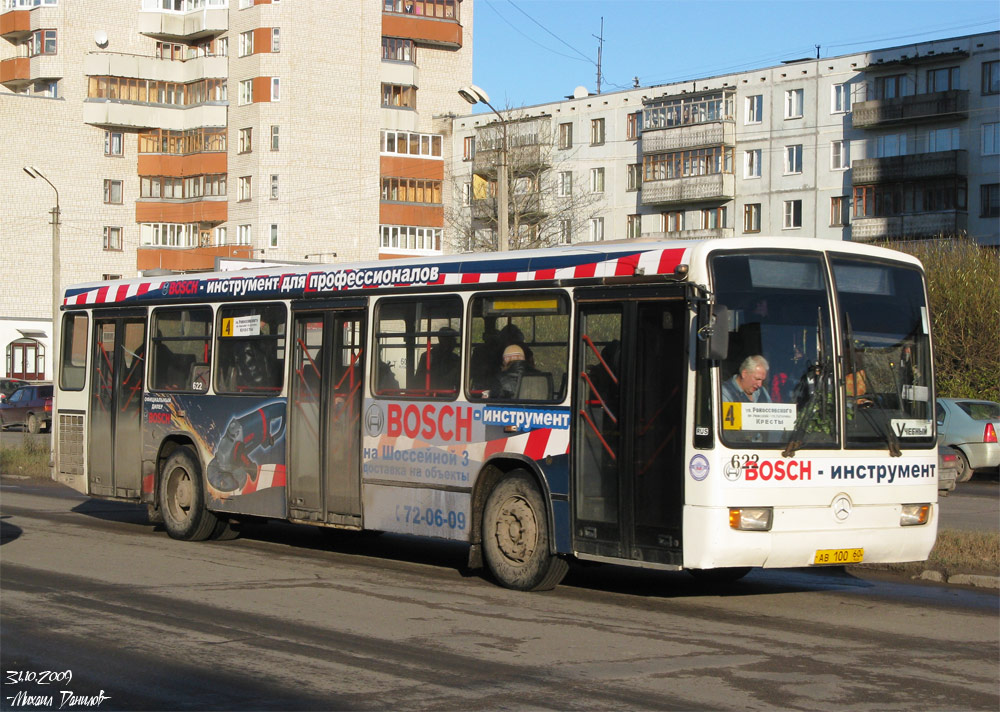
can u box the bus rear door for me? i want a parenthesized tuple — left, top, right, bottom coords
(573, 290, 687, 566)
(288, 303, 366, 527)
(88, 311, 146, 498)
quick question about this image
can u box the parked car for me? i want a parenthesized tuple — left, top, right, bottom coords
(0, 377, 28, 404)
(936, 398, 1000, 482)
(0, 383, 53, 434)
(937, 444, 960, 493)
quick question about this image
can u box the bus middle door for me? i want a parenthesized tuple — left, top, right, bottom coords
(289, 304, 366, 527)
(573, 291, 686, 566)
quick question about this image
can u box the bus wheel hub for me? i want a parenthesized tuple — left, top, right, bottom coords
(496, 496, 537, 563)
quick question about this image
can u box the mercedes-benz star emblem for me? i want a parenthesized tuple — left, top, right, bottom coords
(832, 495, 852, 521)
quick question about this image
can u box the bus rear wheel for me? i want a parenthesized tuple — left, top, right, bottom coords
(482, 471, 568, 591)
(159, 447, 218, 541)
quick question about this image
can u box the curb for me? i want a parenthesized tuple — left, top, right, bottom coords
(916, 570, 1000, 589)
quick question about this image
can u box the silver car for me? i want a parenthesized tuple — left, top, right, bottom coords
(935, 398, 1000, 482)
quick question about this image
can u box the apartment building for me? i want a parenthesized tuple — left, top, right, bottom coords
(450, 31, 998, 251)
(1, 0, 473, 379)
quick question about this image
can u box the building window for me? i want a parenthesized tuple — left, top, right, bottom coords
(785, 144, 803, 174)
(626, 163, 641, 191)
(832, 83, 851, 114)
(783, 199, 802, 229)
(743, 203, 761, 233)
(271, 28, 280, 52)
(140, 223, 198, 247)
(590, 167, 605, 193)
(238, 176, 252, 202)
(927, 127, 959, 153)
(874, 133, 907, 158)
(744, 149, 761, 178)
(927, 66, 959, 93)
(379, 225, 442, 252)
(558, 122, 573, 150)
(103, 179, 123, 205)
(626, 214, 641, 239)
(874, 74, 907, 100)
(558, 171, 572, 197)
(462, 136, 475, 161)
(785, 89, 803, 119)
(702, 207, 726, 230)
(981, 184, 999, 218)
(830, 196, 848, 227)
(238, 127, 252, 153)
(559, 219, 572, 244)
(237, 224, 251, 245)
(663, 211, 682, 233)
(239, 79, 253, 105)
(270, 125, 279, 151)
(983, 122, 1000, 156)
(27, 29, 56, 57)
(382, 83, 416, 108)
(831, 140, 849, 170)
(214, 226, 227, 245)
(238, 30, 253, 57)
(270, 174, 279, 200)
(589, 217, 604, 242)
(643, 146, 734, 181)
(461, 182, 471, 206)
(269, 223, 279, 248)
(745, 94, 762, 124)
(381, 130, 443, 158)
(382, 36, 415, 62)
(983, 60, 999, 95)
(626, 111, 641, 140)
(102, 226, 122, 251)
(590, 118, 605, 146)
(270, 78, 280, 101)
(102, 274, 121, 281)
(104, 131, 123, 157)
(381, 177, 443, 204)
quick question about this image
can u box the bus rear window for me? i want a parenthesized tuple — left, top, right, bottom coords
(150, 307, 213, 392)
(215, 304, 286, 395)
(467, 293, 569, 403)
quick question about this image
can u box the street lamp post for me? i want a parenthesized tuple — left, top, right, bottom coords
(22, 166, 60, 381)
(458, 84, 509, 252)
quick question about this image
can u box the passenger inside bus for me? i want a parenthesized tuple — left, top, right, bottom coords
(411, 326, 460, 394)
(487, 344, 551, 400)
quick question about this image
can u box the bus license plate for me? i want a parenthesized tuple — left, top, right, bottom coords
(813, 548, 864, 565)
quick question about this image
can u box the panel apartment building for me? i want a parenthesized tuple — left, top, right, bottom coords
(0, 0, 473, 380)
(449, 32, 998, 252)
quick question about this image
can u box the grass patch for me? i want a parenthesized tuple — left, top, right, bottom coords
(0, 438, 51, 479)
(861, 529, 1000, 578)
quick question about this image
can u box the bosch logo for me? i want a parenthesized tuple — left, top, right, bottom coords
(164, 280, 199, 296)
(364, 403, 385, 437)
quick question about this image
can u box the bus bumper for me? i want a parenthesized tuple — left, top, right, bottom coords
(682, 503, 938, 570)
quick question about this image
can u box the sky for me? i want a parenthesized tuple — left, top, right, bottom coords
(470, 0, 1000, 110)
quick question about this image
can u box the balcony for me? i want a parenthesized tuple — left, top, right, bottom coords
(137, 244, 253, 273)
(641, 121, 735, 154)
(646, 228, 735, 241)
(0, 56, 28, 87)
(851, 211, 968, 241)
(852, 90, 968, 129)
(382, 1, 462, 49)
(138, 152, 227, 177)
(138, 7, 227, 41)
(471, 192, 546, 223)
(641, 173, 735, 207)
(84, 100, 226, 131)
(852, 150, 967, 185)
(0, 10, 30, 41)
(136, 199, 227, 224)
(84, 52, 228, 82)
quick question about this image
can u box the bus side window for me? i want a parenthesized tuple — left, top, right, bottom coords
(149, 307, 213, 392)
(373, 296, 461, 399)
(215, 304, 286, 395)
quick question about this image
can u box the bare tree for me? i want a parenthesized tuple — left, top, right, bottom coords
(447, 107, 602, 252)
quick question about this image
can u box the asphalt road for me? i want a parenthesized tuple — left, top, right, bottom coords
(1, 477, 997, 712)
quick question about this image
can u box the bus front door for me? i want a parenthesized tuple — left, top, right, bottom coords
(88, 313, 146, 498)
(573, 295, 686, 566)
(289, 307, 366, 527)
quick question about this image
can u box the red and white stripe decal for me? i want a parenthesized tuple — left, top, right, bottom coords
(241, 464, 287, 495)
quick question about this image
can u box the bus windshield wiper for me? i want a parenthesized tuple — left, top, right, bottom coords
(844, 315, 902, 458)
(782, 358, 830, 458)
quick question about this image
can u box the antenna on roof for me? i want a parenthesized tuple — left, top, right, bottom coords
(815, 44, 821, 59)
(592, 17, 604, 94)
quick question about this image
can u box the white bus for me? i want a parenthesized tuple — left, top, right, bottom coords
(53, 237, 938, 590)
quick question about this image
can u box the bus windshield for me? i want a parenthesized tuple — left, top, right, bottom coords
(832, 256, 934, 449)
(712, 252, 837, 449)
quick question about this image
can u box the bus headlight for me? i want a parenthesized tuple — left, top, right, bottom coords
(900, 503, 930, 526)
(729, 507, 772, 531)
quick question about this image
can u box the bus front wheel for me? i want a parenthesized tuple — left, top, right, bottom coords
(159, 447, 218, 541)
(482, 471, 568, 591)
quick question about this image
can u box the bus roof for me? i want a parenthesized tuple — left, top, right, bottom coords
(62, 237, 922, 308)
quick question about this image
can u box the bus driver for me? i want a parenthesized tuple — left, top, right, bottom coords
(722, 355, 771, 403)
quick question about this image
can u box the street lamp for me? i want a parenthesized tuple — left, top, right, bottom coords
(459, 84, 509, 252)
(22, 166, 60, 381)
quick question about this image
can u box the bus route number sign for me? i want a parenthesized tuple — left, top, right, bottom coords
(221, 315, 261, 338)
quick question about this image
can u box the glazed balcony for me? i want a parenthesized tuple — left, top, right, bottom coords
(137, 244, 252, 273)
(641, 121, 735, 154)
(645, 228, 735, 240)
(851, 150, 967, 185)
(641, 173, 735, 207)
(85, 52, 228, 83)
(138, 1, 228, 41)
(852, 211, 968, 241)
(135, 198, 227, 224)
(852, 90, 968, 129)
(382, 0, 462, 49)
(84, 100, 226, 131)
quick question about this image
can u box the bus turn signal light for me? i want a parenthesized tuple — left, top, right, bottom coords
(900, 503, 930, 526)
(729, 507, 773, 531)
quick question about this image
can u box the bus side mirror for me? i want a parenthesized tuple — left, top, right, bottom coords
(699, 305, 730, 361)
